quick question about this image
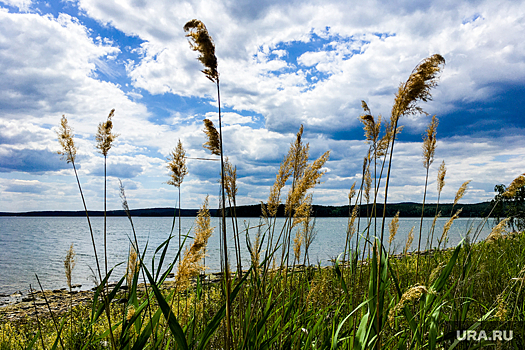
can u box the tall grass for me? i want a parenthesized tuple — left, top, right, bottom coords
(3, 24, 525, 350)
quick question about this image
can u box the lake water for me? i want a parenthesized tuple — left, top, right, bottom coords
(0, 216, 495, 295)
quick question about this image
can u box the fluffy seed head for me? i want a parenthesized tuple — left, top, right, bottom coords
(285, 150, 330, 215)
(388, 285, 428, 323)
(202, 118, 221, 155)
(454, 181, 471, 206)
(167, 140, 188, 188)
(176, 196, 213, 291)
(126, 243, 138, 287)
(389, 211, 400, 245)
(441, 209, 462, 244)
(422, 115, 438, 169)
(503, 173, 525, 198)
(57, 115, 77, 164)
(64, 243, 76, 290)
(348, 182, 356, 203)
(404, 226, 415, 254)
(224, 158, 238, 199)
(437, 161, 446, 194)
(119, 179, 131, 221)
(391, 54, 445, 123)
(486, 218, 510, 242)
(95, 109, 118, 157)
(183, 19, 218, 83)
(347, 204, 359, 241)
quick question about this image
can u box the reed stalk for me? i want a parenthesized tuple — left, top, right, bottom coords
(416, 115, 438, 279)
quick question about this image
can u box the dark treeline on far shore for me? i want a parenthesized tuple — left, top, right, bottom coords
(0, 201, 493, 218)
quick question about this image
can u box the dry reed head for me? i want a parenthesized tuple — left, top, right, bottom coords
(118, 179, 132, 220)
(404, 226, 415, 254)
(266, 155, 292, 217)
(271, 125, 307, 216)
(95, 109, 118, 157)
(293, 230, 303, 263)
(360, 101, 381, 144)
(441, 208, 462, 244)
(202, 118, 221, 155)
(388, 285, 428, 323)
(453, 181, 471, 206)
(292, 193, 313, 228)
(486, 218, 510, 242)
(503, 173, 525, 197)
(167, 139, 188, 188)
(389, 211, 400, 245)
(250, 226, 261, 272)
(183, 19, 218, 83)
(176, 195, 213, 291)
(57, 115, 77, 164)
(348, 181, 356, 203)
(64, 243, 76, 290)
(391, 54, 445, 123)
(285, 150, 330, 215)
(347, 204, 359, 241)
(437, 161, 446, 194)
(364, 167, 372, 203)
(422, 115, 438, 169)
(126, 243, 138, 287)
(224, 158, 238, 199)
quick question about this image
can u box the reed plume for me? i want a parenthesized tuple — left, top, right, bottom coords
(167, 140, 188, 188)
(347, 204, 359, 242)
(439, 208, 462, 249)
(388, 211, 400, 248)
(437, 160, 446, 194)
(95, 109, 118, 157)
(64, 244, 76, 291)
(486, 218, 511, 242)
(57, 115, 77, 164)
(391, 54, 446, 122)
(175, 196, 213, 292)
(126, 243, 138, 288)
(286, 150, 330, 215)
(404, 226, 415, 255)
(388, 285, 428, 323)
(422, 115, 438, 169)
(202, 119, 221, 156)
(503, 173, 525, 197)
(453, 180, 471, 207)
(167, 139, 189, 262)
(183, 19, 218, 83)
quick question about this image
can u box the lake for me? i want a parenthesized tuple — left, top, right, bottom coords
(0, 216, 495, 295)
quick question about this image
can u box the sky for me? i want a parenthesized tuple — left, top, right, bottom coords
(0, 0, 524, 212)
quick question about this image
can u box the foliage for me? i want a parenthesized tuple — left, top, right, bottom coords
(492, 183, 525, 231)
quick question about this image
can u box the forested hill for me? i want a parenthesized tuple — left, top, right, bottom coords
(1, 202, 493, 217)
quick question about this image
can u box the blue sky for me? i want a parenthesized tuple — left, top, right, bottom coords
(0, 0, 524, 212)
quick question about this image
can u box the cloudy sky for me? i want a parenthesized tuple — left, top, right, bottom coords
(0, 0, 524, 213)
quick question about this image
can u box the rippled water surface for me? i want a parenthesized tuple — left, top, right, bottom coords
(0, 216, 495, 294)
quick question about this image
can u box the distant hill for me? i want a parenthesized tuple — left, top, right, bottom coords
(0, 202, 493, 218)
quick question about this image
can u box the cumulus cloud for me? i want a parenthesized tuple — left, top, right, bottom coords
(0, 149, 69, 173)
(3, 179, 50, 193)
